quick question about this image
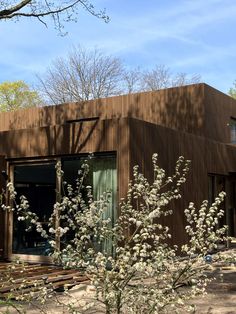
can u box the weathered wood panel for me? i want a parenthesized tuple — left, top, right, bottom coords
(0, 84, 206, 137)
(1, 82, 236, 251)
(0, 120, 117, 158)
(0, 263, 88, 298)
(1, 118, 130, 201)
(204, 84, 236, 143)
(1, 83, 236, 145)
(1, 117, 131, 259)
(129, 118, 236, 246)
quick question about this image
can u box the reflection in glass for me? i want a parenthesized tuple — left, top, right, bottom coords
(13, 163, 56, 255)
(63, 155, 117, 254)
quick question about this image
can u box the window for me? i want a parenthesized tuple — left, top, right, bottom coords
(12, 153, 117, 257)
(62, 154, 117, 254)
(208, 174, 226, 228)
(13, 162, 56, 255)
(208, 175, 215, 205)
(230, 118, 236, 143)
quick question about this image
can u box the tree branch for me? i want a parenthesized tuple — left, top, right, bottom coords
(0, 1, 82, 19)
(0, 0, 31, 18)
(0, 0, 109, 26)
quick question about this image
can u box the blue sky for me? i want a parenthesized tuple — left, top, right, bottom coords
(1, 0, 236, 93)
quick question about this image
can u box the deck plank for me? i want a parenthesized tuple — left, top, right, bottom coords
(0, 262, 88, 299)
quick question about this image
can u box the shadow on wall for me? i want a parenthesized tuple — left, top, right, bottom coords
(1, 97, 120, 158)
(126, 84, 205, 135)
(0, 84, 206, 160)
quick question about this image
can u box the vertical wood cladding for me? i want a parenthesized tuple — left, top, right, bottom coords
(0, 83, 206, 137)
(129, 119, 236, 246)
(0, 83, 235, 144)
(1, 83, 236, 250)
(0, 119, 130, 202)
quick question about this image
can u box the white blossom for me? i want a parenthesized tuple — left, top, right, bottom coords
(1, 154, 231, 314)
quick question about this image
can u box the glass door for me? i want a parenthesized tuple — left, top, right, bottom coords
(7, 154, 117, 262)
(62, 154, 117, 254)
(9, 162, 56, 262)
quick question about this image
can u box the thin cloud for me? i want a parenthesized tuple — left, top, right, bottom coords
(0, 0, 236, 93)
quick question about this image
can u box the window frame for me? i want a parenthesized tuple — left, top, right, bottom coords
(5, 152, 117, 263)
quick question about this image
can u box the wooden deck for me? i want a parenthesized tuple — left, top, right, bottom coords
(0, 262, 88, 299)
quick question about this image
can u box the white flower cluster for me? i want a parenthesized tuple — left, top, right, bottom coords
(183, 191, 227, 255)
(1, 155, 231, 314)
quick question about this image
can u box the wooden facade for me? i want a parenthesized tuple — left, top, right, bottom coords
(0, 83, 236, 261)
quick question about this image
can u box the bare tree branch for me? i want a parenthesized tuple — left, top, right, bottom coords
(0, 0, 31, 17)
(141, 65, 201, 91)
(0, 1, 109, 33)
(37, 48, 201, 105)
(37, 46, 124, 105)
(122, 67, 141, 94)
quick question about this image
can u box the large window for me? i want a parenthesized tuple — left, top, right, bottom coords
(230, 118, 236, 144)
(13, 162, 56, 255)
(63, 154, 117, 225)
(208, 174, 226, 228)
(12, 154, 117, 257)
(62, 154, 117, 254)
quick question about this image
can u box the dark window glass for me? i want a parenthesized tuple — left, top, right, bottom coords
(13, 163, 56, 255)
(230, 118, 236, 143)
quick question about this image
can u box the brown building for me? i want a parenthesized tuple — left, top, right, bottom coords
(0, 83, 236, 263)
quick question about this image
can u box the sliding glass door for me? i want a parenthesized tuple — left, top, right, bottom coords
(93, 158, 117, 254)
(11, 162, 56, 260)
(62, 155, 117, 254)
(8, 154, 117, 261)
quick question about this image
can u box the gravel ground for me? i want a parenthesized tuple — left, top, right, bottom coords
(193, 264, 236, 314)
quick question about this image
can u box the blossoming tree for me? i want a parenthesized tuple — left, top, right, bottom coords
(2, 154, 228, 313)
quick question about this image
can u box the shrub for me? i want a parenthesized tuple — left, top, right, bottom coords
(2, 154, 228, 313)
